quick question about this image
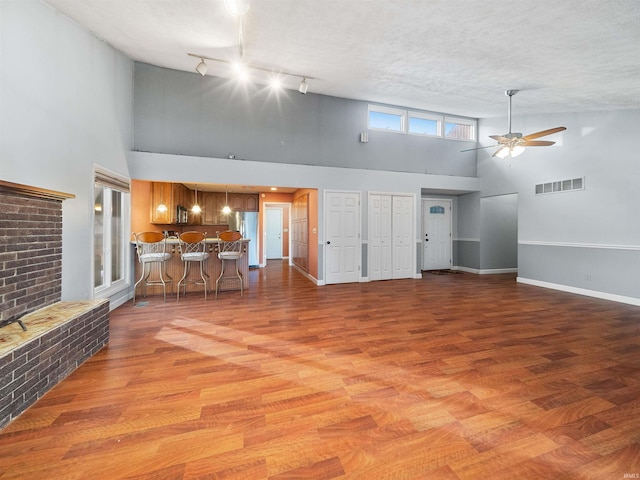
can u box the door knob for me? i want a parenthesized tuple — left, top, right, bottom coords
(327, 241, 331, 244)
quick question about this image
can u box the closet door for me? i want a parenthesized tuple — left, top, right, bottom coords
(369, 195, 392, 281)
(392, 195, 413, 279)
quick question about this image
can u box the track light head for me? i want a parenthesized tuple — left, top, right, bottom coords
(224, 0, 250, 17)
(298, 77, 308, 95)
(195, 59, 208, 76)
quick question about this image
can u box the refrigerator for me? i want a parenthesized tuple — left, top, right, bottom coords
(228, 211, 259, 267)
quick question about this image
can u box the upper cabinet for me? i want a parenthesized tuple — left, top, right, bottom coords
(245, 194, 259, 212)
(150, 183, 259, 225)
(150, 182, 192, 224)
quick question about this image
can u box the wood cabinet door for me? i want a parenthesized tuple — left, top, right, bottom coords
(217, 193, 230, 224)
(245, 194, 259, 212)
(228, 193, 245, 211)
(202, 192, 217, 225)
(150, 182, 172, 224)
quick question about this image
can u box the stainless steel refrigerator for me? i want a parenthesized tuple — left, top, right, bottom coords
(228, 211, 259, 267)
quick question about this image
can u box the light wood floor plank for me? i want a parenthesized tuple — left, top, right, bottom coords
(1, 261, 639, 478)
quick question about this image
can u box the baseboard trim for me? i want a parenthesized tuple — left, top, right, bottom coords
(292, 264, 323, 285)
(517, 277, 640, 307)
(452, 267, 517, 275)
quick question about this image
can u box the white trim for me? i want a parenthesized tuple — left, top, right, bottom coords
(519, 240, 640, 251)
(517, 277, 640, 307)
(292, 264, 323, 285)
(454, 237, 480, 242)
(479, 268, 518, 274)
(453, 266, 479, 274)
(451, 266, 517, 275)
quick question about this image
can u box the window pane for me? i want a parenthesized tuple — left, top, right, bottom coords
(111, 189, 123, 282)
(94, 186, 105, 288)
(369, 110, 403, 132)
(445, 122, 475, 140)
(409, 117, 439, 136)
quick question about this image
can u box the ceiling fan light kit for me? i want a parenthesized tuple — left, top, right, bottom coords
(463, 90, 566, 158)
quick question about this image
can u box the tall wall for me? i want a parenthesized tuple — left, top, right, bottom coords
(131, 63, 481, 281)
(133, 63, 478, 177)
(477, 109, 640, 304)
(0, 0, 133, 302)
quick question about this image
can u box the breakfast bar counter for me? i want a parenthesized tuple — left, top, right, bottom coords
(132, 238, 250, 297)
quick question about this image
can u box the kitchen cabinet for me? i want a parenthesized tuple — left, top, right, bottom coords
(150, 182, 192, 224)
(199, 192, 259, 225)
(245, 194, 259, 212)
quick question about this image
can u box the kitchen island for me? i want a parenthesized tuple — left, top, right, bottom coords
(132, 237, 250, 298)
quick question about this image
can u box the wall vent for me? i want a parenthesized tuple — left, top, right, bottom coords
(535, 177, 585, 195)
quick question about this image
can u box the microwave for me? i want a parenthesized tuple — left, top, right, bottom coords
(176, 205, 188, 224)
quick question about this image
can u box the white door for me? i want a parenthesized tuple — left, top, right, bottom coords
(266, 207, 283, 259)
(392, 195, 413, 279)
(325, 191, 360, 284)
(369, 195, 392, 281)
(422, 199, 452, 270)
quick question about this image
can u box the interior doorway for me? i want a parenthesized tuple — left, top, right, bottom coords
(265, 207, 283, 260)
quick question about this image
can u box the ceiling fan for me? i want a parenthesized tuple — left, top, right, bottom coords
(463, 90, 566, 158)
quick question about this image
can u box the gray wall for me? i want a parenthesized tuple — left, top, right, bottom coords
(1, 0, 133, 302)
(455, 192, 481, 270)
(479, 194, 518, 271)
(134, 63, 477, 177)
(477, 109, 640, 303)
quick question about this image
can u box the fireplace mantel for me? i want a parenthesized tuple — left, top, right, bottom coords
(0, 179, 75, 201)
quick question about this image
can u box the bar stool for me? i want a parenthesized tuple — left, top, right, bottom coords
(216, 230, 244, 299)
(133, 231, 173, 305)
(177, 231, 210, 301)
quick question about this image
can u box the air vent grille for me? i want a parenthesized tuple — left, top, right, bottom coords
(535, 177, 584, 195)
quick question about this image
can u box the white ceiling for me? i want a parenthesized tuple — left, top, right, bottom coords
(43, 0, 640, 119)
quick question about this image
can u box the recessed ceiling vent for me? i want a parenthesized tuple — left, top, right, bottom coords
(535, 177, 584, 195)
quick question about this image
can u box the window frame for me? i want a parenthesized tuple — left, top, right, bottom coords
(367, 105, 406, 134)
(93, 166, 131, 300)
(444, 116, 477, 141)
(408, 111, 442, 137)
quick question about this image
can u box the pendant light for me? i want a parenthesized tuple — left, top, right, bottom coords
(156, 185, 167, 212)
(192, 185, 202, 214)
(222, 185, 231, 215)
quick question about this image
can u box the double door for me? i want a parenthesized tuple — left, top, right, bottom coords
(369, 194, 413, 281)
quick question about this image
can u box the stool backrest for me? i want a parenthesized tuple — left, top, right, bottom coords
(134, 231, 168, 259)
(217, 230, 243, 255)
(178, 231, 207, 255)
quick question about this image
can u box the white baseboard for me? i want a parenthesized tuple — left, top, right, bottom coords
(452, 267, 517, 275)
(292, 264, 323, 285)
(517, 277, 640, 307)
(453, 266, 479, 274)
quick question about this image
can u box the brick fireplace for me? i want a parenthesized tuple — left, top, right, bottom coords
(0, 180, 110, 429)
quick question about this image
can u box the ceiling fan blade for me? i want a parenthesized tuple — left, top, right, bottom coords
(489, 135, 508, 142)
(521, 140, 555, 147)
(523, 126, 566, 141)
(460, 144, 498, 153)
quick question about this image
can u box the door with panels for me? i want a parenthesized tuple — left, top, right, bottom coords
(422, 199, 452, 270)
(369, 194, 392, 281)
(368, 194, 414, 281)
(325, 191, 361, 284)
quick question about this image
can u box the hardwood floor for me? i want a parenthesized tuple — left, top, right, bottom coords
(1, 261, 640, 479)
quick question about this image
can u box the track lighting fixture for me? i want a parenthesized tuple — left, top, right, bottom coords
(298, 77, 308, 95)
(188, 53, 313, 94)
(195, 59, 208, 76)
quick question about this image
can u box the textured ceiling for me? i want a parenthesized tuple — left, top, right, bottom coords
(43, 0, 640, 118)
